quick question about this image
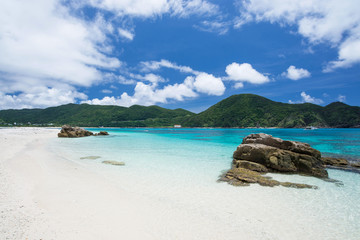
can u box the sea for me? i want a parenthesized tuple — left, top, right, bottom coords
(50, 128, 360, 239)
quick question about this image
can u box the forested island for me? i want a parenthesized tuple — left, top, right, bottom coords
(0, 94, 359, 128)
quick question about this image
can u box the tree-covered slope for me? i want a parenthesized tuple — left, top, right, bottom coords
(181, 94, 360, 128)
(0, 94, 359, 128)
(0, 104, 194, 127)
(322, 102, 360, 128)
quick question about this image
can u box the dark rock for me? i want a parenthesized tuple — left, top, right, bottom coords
(220, 133, 328, 188)
(351, 162, 360, 168)
(58, 125, 94, 138)
(233, 160, 268, 173)
(94, 131, 109, 136)
(234, 134, 327, 178)
(321, 157, 349, 166)
(221, 167, 316, 189)
(58, 125, 109, 138)
(242, 133, 321, 159)
(321, 157, 360, 173)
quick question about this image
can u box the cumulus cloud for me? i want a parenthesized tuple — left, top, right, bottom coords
(301, 92, 324, 104)
(83, 80, 197, 107)
(192, 73, 225, 96)
(237, 0, 360, 71)
(289, 92, 324, 105)
(282, 65, 311, 80)
(85, 60, 226, 106)
(225, 62, 270, 85)
(0, 0, 121, 109)
(0, 87, 87, 110)
(0, 0, 223, 110)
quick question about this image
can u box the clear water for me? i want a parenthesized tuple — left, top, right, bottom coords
(50, 128, 360, 239)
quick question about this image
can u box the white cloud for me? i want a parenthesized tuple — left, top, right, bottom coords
(234, 82, 244, 89)
(84, 61, 226, 106)
(194, 20, 230, 35)
(237, 0, 360, 71)
(282, 65, 311, 80)
(0, 0, 121, 109)
(118, 27, 134, 40)
(86, 0, 218, 18)
(192, 73, 225, 96)
(140, 59, 201, 75)
(170, 0, 219, 17)
(102, 89, 112, 94)
(288, 91, 324, 105)
(225, 62, 270, 85)
(301, 92, 324, 104)
(83, 80, 197, 107)
(0, 87, 87, 110)
(324, 35, 360, 72)
(337, 95, 346, 103)
(129, 73, 167, 86)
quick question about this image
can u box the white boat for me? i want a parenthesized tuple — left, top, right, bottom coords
(305, 126, 318, 130)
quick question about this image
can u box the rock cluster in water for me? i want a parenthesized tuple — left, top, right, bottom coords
(321, 157, 360, 172)
(220, 133, 328, 189)
(58, 125, 109, 138)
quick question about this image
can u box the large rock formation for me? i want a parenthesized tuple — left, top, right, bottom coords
(58, 125, 109, 138)
(220, 133, 328, 188)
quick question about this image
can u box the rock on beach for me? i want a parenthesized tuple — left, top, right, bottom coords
(220, 133, 328, 189)
(57, 125, 109, 138)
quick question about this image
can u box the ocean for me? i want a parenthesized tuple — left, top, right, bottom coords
(50, 128, 360, 239)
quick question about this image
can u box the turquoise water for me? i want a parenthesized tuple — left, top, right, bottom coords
(50, 128, 360, 239)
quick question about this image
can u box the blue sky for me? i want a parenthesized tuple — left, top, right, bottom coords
(0, 0, 359, 112)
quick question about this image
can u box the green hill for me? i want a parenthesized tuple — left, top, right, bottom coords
(0, 104, 194, 127)
(0, 94, 359, 128)
(181, 94, 360, 128)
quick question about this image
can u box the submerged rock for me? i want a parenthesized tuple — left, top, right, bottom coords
(102, 160, 125, 166)
(220, 133, 327, 189)
(80, 156, 101, 160)
(57, 125, 109, 138)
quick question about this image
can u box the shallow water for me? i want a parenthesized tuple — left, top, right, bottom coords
(50, 128, 360, 239)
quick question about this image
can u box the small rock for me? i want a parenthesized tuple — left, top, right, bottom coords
(102, 161, 125, 166)
(321, 157, 349, 166)
(80, 156, 101, 160)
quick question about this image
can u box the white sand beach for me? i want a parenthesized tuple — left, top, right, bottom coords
(1, 128, 359, 240)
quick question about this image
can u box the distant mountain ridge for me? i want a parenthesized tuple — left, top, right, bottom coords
(182, 94, 360, 128)
(0, 104, 194, 127)
(0, 94, 359, 128)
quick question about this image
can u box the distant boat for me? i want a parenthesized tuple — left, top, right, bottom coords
(305, 126, 318, 130)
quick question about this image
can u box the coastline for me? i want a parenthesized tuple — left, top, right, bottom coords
(1, 128, 359, 239)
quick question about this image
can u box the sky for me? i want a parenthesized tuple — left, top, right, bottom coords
(0, 0, 359, 112)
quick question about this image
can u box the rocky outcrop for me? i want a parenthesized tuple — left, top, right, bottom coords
(321, 157, 360, 172)
(58, 125, 109, 138)
(220, 133, 328, 189)
(58, 125, 93, 138)
(94, 131, 109, 136)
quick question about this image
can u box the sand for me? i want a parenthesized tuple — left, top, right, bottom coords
(1, 128, 358, 240)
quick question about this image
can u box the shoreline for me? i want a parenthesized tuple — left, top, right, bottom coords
(2, 126, 360, 130)
(1, 127, 359, 239)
